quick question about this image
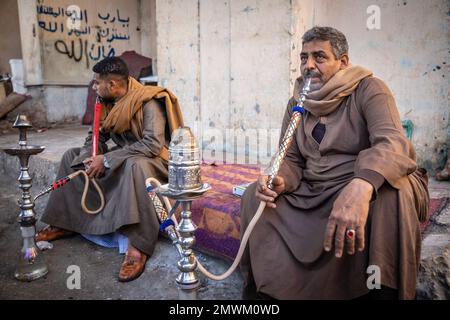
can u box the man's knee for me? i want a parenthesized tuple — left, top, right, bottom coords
(124, 157, 151, 170)
(123, 157, 163, 179)
(62, 147, 81, 162)
(242, 182, 258, 204)
(242, 182, 256, 201)
(240, 182, 258, 221)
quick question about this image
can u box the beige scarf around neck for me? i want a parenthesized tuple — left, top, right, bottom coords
(101, 77, 184, 139)
(294, 65, 373, 117)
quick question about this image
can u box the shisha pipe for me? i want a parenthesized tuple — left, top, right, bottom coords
(149, 77, 312, 281)
(33, 97, 105, 214)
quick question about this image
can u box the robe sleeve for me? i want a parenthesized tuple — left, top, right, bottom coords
(104, 99, 167, 172)
(354, 77, 417, 190)
(275, 97, 306, 193)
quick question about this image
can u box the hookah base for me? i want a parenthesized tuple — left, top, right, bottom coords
(176, 273, 200, 290)
(177, 277, 200, 300)
(14, 265, 48, 282)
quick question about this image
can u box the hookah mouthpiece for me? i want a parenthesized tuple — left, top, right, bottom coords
(267, 77, 311, 189)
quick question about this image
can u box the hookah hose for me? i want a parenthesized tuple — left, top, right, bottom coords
(33, 97, 105, 214)
(34, 170, 105, 214)
(147, 77, 312, 281)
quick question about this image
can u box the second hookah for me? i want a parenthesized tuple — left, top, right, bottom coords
(1, 115, 48, 281)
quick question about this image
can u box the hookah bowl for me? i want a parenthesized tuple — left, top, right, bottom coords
(2, 115, 48, 281)
(156, 127, 210, 296)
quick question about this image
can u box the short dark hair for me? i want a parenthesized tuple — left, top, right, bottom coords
(92, 57, 129, 81)
(302, 26, 349, 59)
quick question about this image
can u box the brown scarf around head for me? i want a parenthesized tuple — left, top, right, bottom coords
(101, 77, 184, 140)
(294, 65, 373, 117)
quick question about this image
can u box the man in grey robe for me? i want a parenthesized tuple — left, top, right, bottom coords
(36, 57, 183, 282)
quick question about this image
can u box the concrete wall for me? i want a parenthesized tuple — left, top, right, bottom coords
(140, 0, 157, 74)
(311, 0, 449, 172)
(0, 0, 23, 76)
(157, 0, 313, 164)
(8, 0, 449, 171)
(156, 0, 201, 136)
(157, 0, 449, 171)
(17, 0, 44, 85)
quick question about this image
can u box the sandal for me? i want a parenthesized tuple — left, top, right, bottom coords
(35, 225, 77, 242)
(436, 165, 450, 181)
(118, 252, 148, 282)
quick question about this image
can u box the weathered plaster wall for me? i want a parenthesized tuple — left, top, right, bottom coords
(157, 0, 449, 170)
(36, 0, 140, 85)
(14, 0, 154, 123)
(17, 0, 43, 85)
(157, 0, 313, 164)
(140, 0, 157, 74)
(312, 0, 449, 171)
(156, 0, 201, 134)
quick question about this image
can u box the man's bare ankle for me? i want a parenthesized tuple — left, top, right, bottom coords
(127, 244, 143, 257)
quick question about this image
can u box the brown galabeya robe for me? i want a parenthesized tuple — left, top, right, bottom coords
(240, 76, 428, 299)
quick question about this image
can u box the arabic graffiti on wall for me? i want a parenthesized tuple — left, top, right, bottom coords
(36, 1, 132, 70)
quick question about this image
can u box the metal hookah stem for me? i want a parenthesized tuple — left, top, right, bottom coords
(267, 77, 311, 189)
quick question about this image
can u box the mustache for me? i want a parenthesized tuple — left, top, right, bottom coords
(304, 70, 321, 79)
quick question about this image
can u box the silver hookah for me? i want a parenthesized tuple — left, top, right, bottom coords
(1, 115, 48, 281)
(155, 127, 210, 298)
(152, 78, 312, 298)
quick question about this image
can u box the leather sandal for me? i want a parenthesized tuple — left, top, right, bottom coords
(436, 165, 450, 181)
(118, 251, 148, 282)
(35, 225, 77, 242)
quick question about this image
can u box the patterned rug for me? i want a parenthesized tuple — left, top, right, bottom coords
(189, 163, 446, 261)
(191, 163, 260, 261)
(420, 197, 448, 233)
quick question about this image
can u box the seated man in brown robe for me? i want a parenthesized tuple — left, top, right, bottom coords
(36, 57, 183, 282)
(240, 26, 429, 299)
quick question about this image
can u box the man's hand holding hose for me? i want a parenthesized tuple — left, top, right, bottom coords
(255, 175, 286, 209)
(83, 155, 105, 179)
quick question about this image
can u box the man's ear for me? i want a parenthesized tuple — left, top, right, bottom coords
(108, 78, 117, 90)
(339, 54, 349, 70)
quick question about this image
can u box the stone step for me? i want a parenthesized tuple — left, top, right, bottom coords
(0, 123, 88, 189)
(0, 123, 88, 217)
